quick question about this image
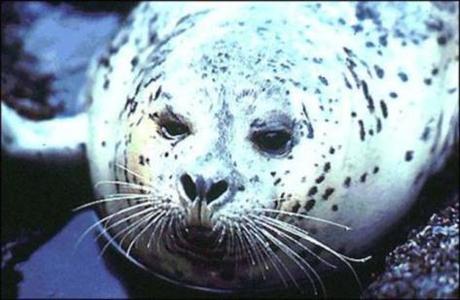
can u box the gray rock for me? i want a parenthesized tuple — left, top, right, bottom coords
(362, 198, 459, 299)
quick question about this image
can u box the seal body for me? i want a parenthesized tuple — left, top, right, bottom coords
(85, 2, 458, 291)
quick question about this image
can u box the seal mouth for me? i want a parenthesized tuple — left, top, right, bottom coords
(168, 226, 228, 262)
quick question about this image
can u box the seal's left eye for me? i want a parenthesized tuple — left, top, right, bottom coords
(161, 120, 190, 139)
(251, 130, 292, 155)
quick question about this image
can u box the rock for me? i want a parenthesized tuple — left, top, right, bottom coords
(362, 198, 459, 299)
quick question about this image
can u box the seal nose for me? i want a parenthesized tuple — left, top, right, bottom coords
(180, 173, 229, 204)
(180, 174, 197, 201)
(206, 179, 228, 204)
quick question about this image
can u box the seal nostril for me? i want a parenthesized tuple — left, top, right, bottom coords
(206, 180, 228, 204)
(180, 174, 197, 201)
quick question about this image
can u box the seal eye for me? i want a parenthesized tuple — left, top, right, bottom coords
(161, 120, 190, 139)
(252, 130, 292, 154)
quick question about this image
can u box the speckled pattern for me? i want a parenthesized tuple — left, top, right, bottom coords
(1, 1, 459, 296)
(362, 198, 459, 298)
(84, 2, 459, 291)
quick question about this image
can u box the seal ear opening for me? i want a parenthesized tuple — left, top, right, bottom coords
(1, 101, 88, 163)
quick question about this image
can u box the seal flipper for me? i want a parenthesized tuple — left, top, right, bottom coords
(1, 101, 88, 163)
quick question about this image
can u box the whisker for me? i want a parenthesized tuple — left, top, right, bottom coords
(237, 224, 257, 275)
(94, 180, 156, 193)
(126, 210, 165, 256)
(115, 163, 151, 184)
(99, 208, 156, 258)
(252, 215, 327, 296)
(147, 210, 167, 249)
(155, 210, 173, 253)
(242, 218, 297, 290)
(238, 222, 267, 281)
(254, 208, 351, 231)
(233, 225, 246, 275)
(212, 222, 227, 250)
(253, 214, 337, 269)
(95, 207, 162, 245)
(255, 214, 371, 290)
(250, 217, 319, 296)
(72, 194, 155, 212)
(237, 224, 288, 287)
(74, 202, 151, 251)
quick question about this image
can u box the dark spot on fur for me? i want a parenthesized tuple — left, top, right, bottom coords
(331, 204, 338, 211)
(323, 162, 331, 173)
(318, 75, 329, 86)
(376, 118, 382, 133)
(358, 120, 365, 141)
(360, 173, 367, 183)
(380, 100, 388, 118)
(405, 151, 414, 161)
(437, 35, 447, 45)
(379, 34, 388, 47)
(322, 188, 334, 200)
(352, 24, 363, 34)
(389, 92, 398, 98)
(421, 126, 431, 141)
(397, 72, 408, 82)
(304, 199, 316, 212)
(361, 80, 374, 113)
(315, 175, 325, 184)
(343, 177, 351, 188)
(131, 56, 139, 68)
(373, 166, 379, 174)
(308, 186, 318, 196)
(365, 41, 375, 48)
(292, 202, 301, 213)
(424, 78, 432, 85)
(374, 65, 384, 78)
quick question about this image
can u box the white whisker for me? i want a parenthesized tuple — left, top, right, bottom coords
(115, 163, 152, 184)
(73, 202, 151, 251)
(72, 194, 154, 212)
(94, 180, 156, 193)
(252, 215, 327, 296)
(147, 210, 167, 249)
(255, 208, 351, 231)
(99, 208, 155, 258)
(243, 217, 297, 290)
(253, 214, 337, 269)
(240, 221, 286, 286)
(250, 216, 319, 296)
(126, 210, 164, 256)
(255, 214, 371, 290)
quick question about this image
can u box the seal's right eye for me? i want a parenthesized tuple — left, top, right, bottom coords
(160, 119, 190, 139)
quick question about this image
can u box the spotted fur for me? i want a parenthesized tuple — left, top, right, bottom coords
(85, 2, 458, 292)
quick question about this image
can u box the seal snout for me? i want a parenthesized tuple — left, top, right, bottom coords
(180, 173, 230, 227)
(180, 173, 229, 204)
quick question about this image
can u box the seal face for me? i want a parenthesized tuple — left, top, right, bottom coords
(85, 2, 459, 292)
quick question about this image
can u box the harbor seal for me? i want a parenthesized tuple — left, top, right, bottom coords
(1, 2, 458, 294)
